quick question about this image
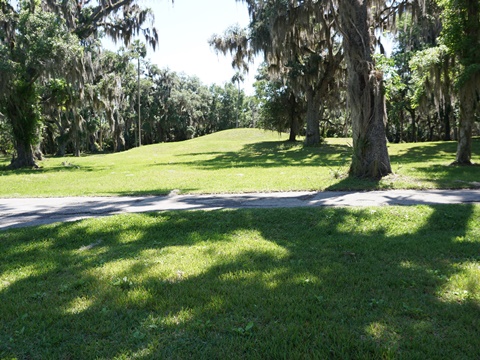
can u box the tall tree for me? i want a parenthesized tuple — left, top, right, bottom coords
(384, 4, 448, 144)
(253, 63, 305, 140)
(0, 3, 83, 167)
(337, 0, 392, 178)
(440, 0, 480, 164)
(211, 3, 343, 146)
(129, 40, 147, 147)
(230, 0, 392, 176)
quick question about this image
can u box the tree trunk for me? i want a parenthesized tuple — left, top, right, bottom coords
(339, 0, 391, 178)
(455, 0, 479, 163)
(9, 141, 38, 169)
(442, 60, 453, 141)
(114, 110, 125, 152)
(6, 83, 40, 169)
(399, 108, 404, 142)
(56, 140, 67, 157)
(288, 93, 298, 142)
(455, 84, 475, 164)
(304, 88, 321, 146)
(443, 103, 452, 141)
(73, 127, 81, 157)
(407, 108, 417, 142)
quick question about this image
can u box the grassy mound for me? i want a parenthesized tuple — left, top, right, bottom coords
(0, 129, 479, 197)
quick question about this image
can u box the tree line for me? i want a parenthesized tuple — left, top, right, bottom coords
(13, 46, 257, 155)
(0, 1, 258, 166)
(1, 0, 479, 179)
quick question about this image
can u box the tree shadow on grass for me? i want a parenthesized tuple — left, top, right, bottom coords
(401, 163, 480, 189)
(168, 141, 351, 170)
(0, 205, 479, 358)
(390, 138, 479, 165)
(389, 141, 460, 164)
(0, 163, 101, 177)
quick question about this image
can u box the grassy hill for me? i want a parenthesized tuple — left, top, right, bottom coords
(0, 128, 479, 197)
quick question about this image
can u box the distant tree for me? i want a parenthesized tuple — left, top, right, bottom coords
(211, 2, 343, 146)
(141, 65, 178, 143)
(231, 71, 245, 128)
(129, 40, 147, 147)
(253, 64, 305, 141)
(383, 3, 454, 144)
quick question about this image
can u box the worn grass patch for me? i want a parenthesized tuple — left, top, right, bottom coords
(0, 129, 479, 197)
(1, 205, 479, 359)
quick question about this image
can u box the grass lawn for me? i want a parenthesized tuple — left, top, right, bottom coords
(1, 129, 479, 358)
(1, 205, 479, 359)
(0, 129, 479, 197)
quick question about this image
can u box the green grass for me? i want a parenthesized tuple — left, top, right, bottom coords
(1, 205, 479, 359)
(1, 129, 479, 197)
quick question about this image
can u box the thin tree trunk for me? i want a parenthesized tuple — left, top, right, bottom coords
(114, 110, 125, 152)
(442, 59, 453, 141)
(407, 108, 417, 142)
(443, 103, 452, 141)
(399, 109, 404, 142)
(339, 0, 391, 178)
(73, 114, 81, 157)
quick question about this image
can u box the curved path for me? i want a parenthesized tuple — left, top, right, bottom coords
(1, 189, 480, 230)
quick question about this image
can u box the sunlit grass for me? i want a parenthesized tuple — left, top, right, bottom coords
(1, 205, 479, 358)
(0, 129, 479, 197)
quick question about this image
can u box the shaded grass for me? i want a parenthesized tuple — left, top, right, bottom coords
(1, 205, 479, 359)
(0, 129, 479, 197)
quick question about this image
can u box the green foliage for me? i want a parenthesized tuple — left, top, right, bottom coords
(0, 5, 83, 166)
(254, 69, 302, 134)
(374, 54, 406, 102)
(0, 113, 13, 154)
(408, 45, 450, 108)
(5, 80, 42, 147)
(439, 0, 480, 85)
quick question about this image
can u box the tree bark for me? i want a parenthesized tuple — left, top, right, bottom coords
(6, 83, 40, 169)
(114, 110, 125, 152)
(443, 103, 452, 141)
(406, 107, 417, 142)
(304, 88, 322, 146)
(455, 84, 475, 164)
(288, 93, 299, 142)
(9, 141, 38, 169)
(399, 109, 404, 142)
(339, 0, 391, 178)
(454, 0, 479, 164)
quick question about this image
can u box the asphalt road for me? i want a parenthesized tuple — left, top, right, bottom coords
(1, 189, 480, 230)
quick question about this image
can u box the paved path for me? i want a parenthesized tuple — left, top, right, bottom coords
(1, 189, 480, 230)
